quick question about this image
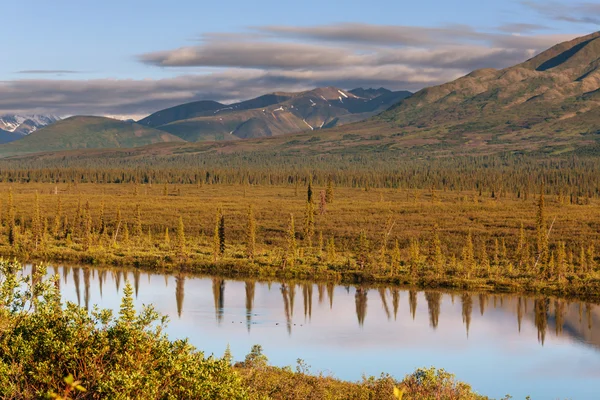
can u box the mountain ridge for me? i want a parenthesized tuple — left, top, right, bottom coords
(138, 86, 412, 142)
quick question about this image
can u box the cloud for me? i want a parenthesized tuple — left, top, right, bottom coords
(522, 1, 600, 25)
(17, 70, 81, 74)
(496, 23, 549, 34)
(3, 22, 586, 117)
(0, 66, 460, 117)
(139, 24, 577, 72)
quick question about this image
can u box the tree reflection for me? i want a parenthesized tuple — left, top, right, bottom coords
(535, 297, 549, 345)
(425, 291, 441, 329)
(83, 268, 90, 311)
(327, 282, 334, 309)
(73, 267, 81, 306)
(175, 275, 185, 318)
(281, 283, 293, 335)
(409, 290, 417, 320)
(212, 278, 225, 324)
(379, 288, 391, 321)
(355, 287, 368, 327)
(461, 293, 472, 337)
(391, 288, 400, 321)
(246, 281, 255, 332)
(302, 284, 313, 321)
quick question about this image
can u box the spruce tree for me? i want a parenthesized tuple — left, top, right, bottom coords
(409, 237, 420, 276)
(462, 231, 475, 278)
(52, 196, 63, 239)
(325, 177, 334, 203)
(176, 215, 186, 254)
(326, 236, 336, 263)
(7, 188, 15, 246)
(98, 198, 105, 234)
(32, 192, 42, 250)
(218, 211, 225, 255)
(164, 227, 171, 247)
(357, 230, 369, 269)
(285, 214, 297, 268)
(391, 239, 401, 275)
(303, 201, 315, 248)
(536, 188, 549, 270)
(134, 204, 143, 238)
(246, 205, 256, 260)
(432, 224, 444, 276)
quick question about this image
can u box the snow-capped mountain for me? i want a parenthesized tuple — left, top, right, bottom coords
(0, 115, 61, 135)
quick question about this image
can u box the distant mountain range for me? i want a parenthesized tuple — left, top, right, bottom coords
(0, 115, 60, 143)
(0, 116, 183, 157)
(2, 31, 600, 159)
(137, 87, 411, 141)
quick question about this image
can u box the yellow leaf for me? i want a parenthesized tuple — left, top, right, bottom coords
(393, 386, 405, 399)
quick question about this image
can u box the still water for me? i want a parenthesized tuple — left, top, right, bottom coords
(37, 265, 600, 399)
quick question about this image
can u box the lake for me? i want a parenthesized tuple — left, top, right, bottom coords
(34, 265, 600, 399)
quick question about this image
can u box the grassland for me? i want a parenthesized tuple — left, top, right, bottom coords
(2, 179, 600, 301)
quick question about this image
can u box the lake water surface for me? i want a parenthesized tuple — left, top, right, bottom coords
(35, 265, 600, 399)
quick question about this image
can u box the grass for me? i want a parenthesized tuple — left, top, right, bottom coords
(3, 181, 600, 301)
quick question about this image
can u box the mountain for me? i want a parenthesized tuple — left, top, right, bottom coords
(0, 129, 24, 144)
(138, 87, 412, 142)
(4, 32, 600, 161)
(0, 115, 60, 137)
(366, 31, 600, 153)
(0, 116, 184, 157)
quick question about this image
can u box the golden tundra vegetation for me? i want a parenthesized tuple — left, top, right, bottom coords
(2, 156, 600, 299)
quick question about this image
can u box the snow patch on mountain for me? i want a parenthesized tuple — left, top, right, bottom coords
(0, 115, 61, 135)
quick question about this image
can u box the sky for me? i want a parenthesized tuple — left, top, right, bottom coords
(0, 0, 599, 119)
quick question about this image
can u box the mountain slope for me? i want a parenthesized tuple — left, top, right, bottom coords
(0, 115, 60, 137)
(0, 116, 184, 157)
(369, 31, 600, 151)
(139, 87, 411, 142)
(0, 129, 24, 144)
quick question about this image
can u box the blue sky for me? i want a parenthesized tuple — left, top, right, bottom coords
(0, 0, 598, 117)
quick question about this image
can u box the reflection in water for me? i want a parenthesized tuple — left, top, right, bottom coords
(535, 298, 549, 345)
(391, 288, 399, 320)
(461, 293, 472, 337)
(303, 284, 313, 321)
(73, 267, 81, 306)
(176, 275, 185, 318)
(327, 282, 334, 309)
(355, 287, 367, 327)
(318, 284, 325, 305)
(133, 270, 141, 298)
(83, 269, 90, 311)
(409, 290, 417, 320)
(36, 265, 600, 399)
(478, 293, 488, 316)
(555, 299, 565, 335)
(281, 283, 292, 335)
(39, 265, 600, 358)
(425, 291, 441, 329)
(379, 288, 391, 321)
(212, 278, 225, 324)
(245, 281, 255, 331)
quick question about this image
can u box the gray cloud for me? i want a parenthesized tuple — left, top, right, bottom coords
(17, 70, 82, 74)
(496, 23, 549, 34)
(139, 24, 577, 72)
(3, 22, 587, 117)
(522, 1, 600, 25)
(0, 65, 461, 117)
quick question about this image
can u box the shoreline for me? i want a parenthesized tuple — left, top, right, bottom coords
(11, 246, 600, 303)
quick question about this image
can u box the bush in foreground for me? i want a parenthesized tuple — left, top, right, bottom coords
(0, 260, 489, 399)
